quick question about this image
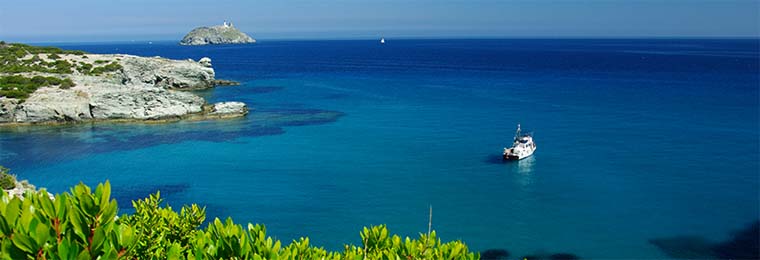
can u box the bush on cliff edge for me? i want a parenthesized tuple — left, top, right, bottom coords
(0, 166, 15, 190)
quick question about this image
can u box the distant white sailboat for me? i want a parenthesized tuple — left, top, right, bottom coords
(380, 37, 385, 44)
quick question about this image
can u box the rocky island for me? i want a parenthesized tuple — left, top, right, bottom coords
(180, 21, 256, 46)
(0, 42, 248, 125)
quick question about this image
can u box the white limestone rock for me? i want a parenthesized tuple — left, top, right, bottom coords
(0, 97, 19, 123)
(209, 101, 248, 116)
(118, 55, 215, 90)
(13, 87, 92, 123)
(199, 57, 212, 68)
(87, 85, 205, 120)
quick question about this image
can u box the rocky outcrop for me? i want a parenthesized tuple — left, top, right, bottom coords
(13, 87, 92, 123)
(199, 57, 212, 67)
(118, 55, 216, 90)
(0, 54, 248, 125)
(209, 101, 248, 117)
(0, 97, 19, 123)
(180, 25, 256, 46)
(4, 180, 54, 200)
(87, 86, 205, 120)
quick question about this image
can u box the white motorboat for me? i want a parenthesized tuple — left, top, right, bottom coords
(503, 124, 536, 160)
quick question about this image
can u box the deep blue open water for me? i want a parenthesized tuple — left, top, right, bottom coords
(1, 39, 758, 258)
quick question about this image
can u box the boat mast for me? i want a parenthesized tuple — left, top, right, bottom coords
(514, 123, 521, 141)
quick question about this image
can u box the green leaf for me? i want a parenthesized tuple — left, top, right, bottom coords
(0, 216, 11, 237)
(99, 181, 111, 207)
(68, 209, 87, 243)
(37, 191, 56, 218)
(54, 194, 68, 220)
(99, 201, 117, 226)
(117, 224, 134, 246)
(101, 246, 118, 260)
(11, 233, 36, 254)
(33, 222, 50, 247)
(57, 239, 71, 259)
(167, 242, 182, 260)
(4, 198, 21, 225)
(76, 248, 91, 260)
(79, 194, 95, 217)
(91, 226, 106, 254)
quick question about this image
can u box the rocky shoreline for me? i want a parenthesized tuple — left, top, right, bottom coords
(3, 179, 54, 200)
(0, 46, 248, 125)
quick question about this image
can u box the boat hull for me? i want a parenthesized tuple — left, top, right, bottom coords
(503, 154, 521, 160)
(503, 153, 533, 161)
(503, 148, 535, 161)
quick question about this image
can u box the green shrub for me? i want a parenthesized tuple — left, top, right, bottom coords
(0, 182, 129, 259)
(51, 60, 73, 73)
(0, 179, 478, 259)
(60, 78, 76, 89)
(0, 166, 15, 190)
(0, 43, 86, 74)
(77, 63, 93, 74)
(119, 192, 205, 259)
(88, 62, 122, 75)
(0, 75, 74, 100)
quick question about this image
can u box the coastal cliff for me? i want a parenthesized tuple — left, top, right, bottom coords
(0, 43, 247, 125)
(180, 22, 255, 46)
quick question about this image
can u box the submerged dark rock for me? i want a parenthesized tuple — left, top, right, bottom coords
(480, 249, 510, 259)
(113, 183, 190, 205)
(212, 79, 241, 86)
(548, 253, 580, 260)
(649, 220, 760, 260)
(649, 236, 718, 259)
(0, 107, 342, 168)
(520, 255, 541, 260)
(713, 221, 759, 260)
(248, 86, 284, 94)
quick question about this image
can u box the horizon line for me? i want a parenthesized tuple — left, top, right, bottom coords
(8, 35, 760, 45)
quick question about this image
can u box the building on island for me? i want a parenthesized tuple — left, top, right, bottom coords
(223, 20, 233, 28)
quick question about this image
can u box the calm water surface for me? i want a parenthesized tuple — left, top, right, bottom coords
(1, 39, 758, 258)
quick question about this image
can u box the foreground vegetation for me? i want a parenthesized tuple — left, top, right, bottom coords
(0, 180, 477, 259)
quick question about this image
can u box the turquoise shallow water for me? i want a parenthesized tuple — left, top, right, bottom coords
(1, 39, 758, 258)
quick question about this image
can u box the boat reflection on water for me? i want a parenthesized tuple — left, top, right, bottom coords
(514, 156, 536, 187)
(516, 156, 535, 174)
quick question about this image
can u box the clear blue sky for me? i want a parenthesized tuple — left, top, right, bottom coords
(1, 0, 758, 42)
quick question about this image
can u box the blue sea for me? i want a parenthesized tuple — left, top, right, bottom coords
(1, 39, 758, 258)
